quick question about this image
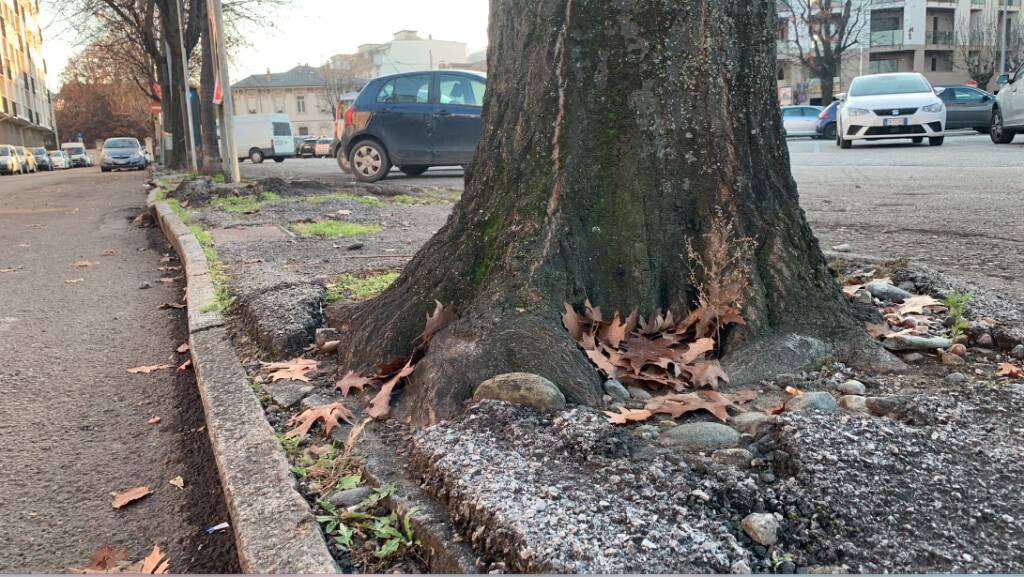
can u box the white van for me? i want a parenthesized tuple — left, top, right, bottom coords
(61, 142, 92, 168)
(233, 113, 296, 164)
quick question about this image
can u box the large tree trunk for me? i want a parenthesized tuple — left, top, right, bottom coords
(199, 12, 221, 173)
(331, 0, 898, 426)
(159, 3, 188, 170)
(820, 73, 835, 104)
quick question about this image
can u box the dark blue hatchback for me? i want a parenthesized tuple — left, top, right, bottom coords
(815, 101, 839, 140)
(335, 70, 487, 182)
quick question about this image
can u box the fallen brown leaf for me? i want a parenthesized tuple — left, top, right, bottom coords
(604, 407, 653, 425)
(177, 359, 191, 372)
(147, 416, 161, 425)
(645, 390, 755, 423)
(998, 362, 1023, 378)
(73, 260, 98, 268)
(898, 295, 945, 316)
(1, 267, 17, 273)
(138, 545, 170, 574)
(267, 358, 318, 382)
(368, 361, 415, 420)
(176, 343, 189, 354)
(335, 371, 372, 397)
(418, 301, 455, 347)
(111, 486, 152, 509)
(317, 340, 340, 354)
(102, 250, 116, 257)
(65, 278, 85, 284)
(158, 302, 186, 310)
(286, 402, 354, 438)
(69, 545, 128, 573)
(168, 476, 184, 490)
(157, 277, 175, 284)
(864, 322, 893, 340)
(127, 364, 173, 374)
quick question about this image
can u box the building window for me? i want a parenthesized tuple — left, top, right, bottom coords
(296, 95, 306, 113)
(298, 126, 309, 136)
(869, 59, 899, 74)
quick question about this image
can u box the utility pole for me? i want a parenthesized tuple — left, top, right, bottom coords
(208, 0, 240, 182)
(999, 0, 1009, 76)
(177, 0, 198, 171)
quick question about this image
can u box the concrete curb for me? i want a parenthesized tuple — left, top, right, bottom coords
(146, 186, 338, 574)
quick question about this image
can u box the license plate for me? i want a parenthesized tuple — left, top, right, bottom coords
(883, 117, 907, 127)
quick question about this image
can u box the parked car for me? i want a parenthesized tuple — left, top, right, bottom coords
(815, 101, 840, 140)
(0, 145, 21, 175)
(101, 137, 148, 172)
(934, 84, 994, 133)
(335, 70, 487, 182)
(48, 150, 70, 169)
(836, 73, 946, 148)
(298, 137, 317, 157)
(61, 142, 92, 167)
(990, 60, 1024, 144)
(782, 105, 824, 137)
(20, 147, 37, 173)
(315, 137, 332, 158)
(30, 147, 53, 171)
(233, 113, 296, 163)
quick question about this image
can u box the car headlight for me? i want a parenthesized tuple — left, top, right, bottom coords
(922, 103, 944, 113)
(846, 107, 870, 117)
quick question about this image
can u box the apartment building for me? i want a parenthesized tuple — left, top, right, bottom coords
(865, 0, 1020, 88)
(328, 30, 468, 82)
(231, 65, 335, 137)
(0, 0, 56, 147)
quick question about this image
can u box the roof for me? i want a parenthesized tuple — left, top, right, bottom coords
(232, 65, 326, 89)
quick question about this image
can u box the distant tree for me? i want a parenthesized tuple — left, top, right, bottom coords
(55, 44, 154, 143)
(956, 12, 1024, 90)
(779, 0, 869, 102)
(318, 65, 364, 135)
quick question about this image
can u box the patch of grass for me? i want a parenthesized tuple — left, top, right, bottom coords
(292, 221, 381, 239)
(316, 484, 420, 559)
(212, 174, 226, 184)
(208, 190, 285, 213)
(166, 196, 233, 313)
(324, 273, 399, 304)
(300, 192, 382, 206)
(945, 289, 972, 340)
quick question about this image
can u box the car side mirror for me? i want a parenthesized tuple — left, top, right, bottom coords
(836, 92, 847, 102)
(997, 74, 1010, 86)
(933, 87, 946, 95)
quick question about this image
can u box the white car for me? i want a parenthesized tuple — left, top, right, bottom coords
(782, 105, 824, 138)
(837, 73, 946, 148)
(990, 60, 1024, 144)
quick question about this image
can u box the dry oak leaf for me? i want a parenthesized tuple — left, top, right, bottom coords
(684, 360, 731, 389)
(177, 359, 192, 372)
(335, 371, 372, 397)
(286, 402, 354, 438)
(677, 337, 716, 366)
(138, 545, 170, 574)
(897, 295, 946, 315)
(147, 416, 161, 425)
(267, 358, 319, 382)
(367, 361, 415, 420)
(842, 284, 864, 299)
(418, 301, 456, 347)
(69, 545, 128, 573)
(865, 322, 893, 340)
(73, 260, 98, 268)
(168, 476, 184, 490)
(102, 250, 116, 257)
(176, 343, 189, 354)
(604, 407, 654, 425)
(111, 486, 152, 509)
(128, 364, 173, 374)
(998, 363, 1023, 378)
(562, 303, 586, 341)
(646, 390, 755, 423)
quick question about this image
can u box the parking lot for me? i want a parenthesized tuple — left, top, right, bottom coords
(240, 133, 1023, 301)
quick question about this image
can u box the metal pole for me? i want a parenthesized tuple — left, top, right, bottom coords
(209, 0, 240, 182)
(177, 0, 198, 171)
(999, 0, 1009, 76)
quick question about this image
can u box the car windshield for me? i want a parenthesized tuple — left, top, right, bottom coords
(850, 75, 931, 97)
(33, 147, 46, 155)
(104, 138, 140, 149)
(66, 147, 85, 155)
(48, 151, 61, 157)
(318, 139, 332, 144)
(0, 147, 9, 157)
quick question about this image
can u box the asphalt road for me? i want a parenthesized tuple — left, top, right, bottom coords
(241, 134, 1024, 302)
(789, 132, 1024, 300)
(0, 168, 238, 572)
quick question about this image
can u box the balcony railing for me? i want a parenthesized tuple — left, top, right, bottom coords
(871, 29, 904, 47)
(928, 30, 955, 45)
(869, 60, 900, 74)
(872, 0, 904, 5)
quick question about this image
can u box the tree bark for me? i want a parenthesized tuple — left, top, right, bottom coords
(820, 73, 835, 103)
(158, 0, 188, 170)
(330, 0, 898, 426)
(199, 7, 221, 173)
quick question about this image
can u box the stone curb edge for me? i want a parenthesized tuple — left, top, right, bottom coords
(146, 187, 338, 574)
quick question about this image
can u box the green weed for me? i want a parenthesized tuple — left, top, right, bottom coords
(324, 273, 399, 304)
(945, 289, 972, 340)
(292, 221, 381, 239)
(315, 484, 419, 559)
(212, 174, 226, 184)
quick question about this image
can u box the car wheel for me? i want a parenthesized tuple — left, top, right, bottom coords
(350, 141, 390, 183)
(929, 136, 944, 146)
(101, 167, 110, 173)
(399, 165, 429, 176)
(912, 137, 924, 144)
(249, 149, 265, 164)
(336, 147, 351, 173)
(990, 108, 1015, 144)
(838, 127, 852, 149)
(273, 157, 285, 163)
(823, 123, 837, 140)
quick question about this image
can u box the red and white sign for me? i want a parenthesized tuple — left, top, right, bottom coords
(150, 103, 162, 115)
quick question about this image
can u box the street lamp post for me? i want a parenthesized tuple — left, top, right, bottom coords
(999, 0, 1009, 76)
(207, 0, 240, 182)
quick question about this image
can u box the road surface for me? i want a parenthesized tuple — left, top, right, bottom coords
(0, 167, 238, 572)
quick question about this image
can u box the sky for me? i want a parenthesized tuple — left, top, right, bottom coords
(39, 0, 490, 90)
